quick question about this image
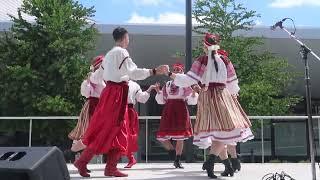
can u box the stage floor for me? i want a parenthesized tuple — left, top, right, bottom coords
(68, 162, 318, 180)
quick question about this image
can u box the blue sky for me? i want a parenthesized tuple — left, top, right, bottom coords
(77, 0, 320, 27)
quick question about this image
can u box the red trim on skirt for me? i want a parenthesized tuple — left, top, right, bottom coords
(157, 131, 193, 139)
(156, 99, 193, 140)
(82, 81, 129, 155)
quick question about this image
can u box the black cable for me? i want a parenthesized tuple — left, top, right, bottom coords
(262, 173, 275, 180)
(281, 171, 296, 180)
(284, 17, 296, 35)
(262, 171, 295, 180)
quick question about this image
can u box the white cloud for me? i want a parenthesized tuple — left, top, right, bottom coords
(126, 12, 157, 24)
(270, 0, 320, 8)
(126, 12, 198, 25)
(254, 20, 263, 26)
(0, 0, 34, 22)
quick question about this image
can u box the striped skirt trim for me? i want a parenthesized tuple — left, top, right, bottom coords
(193, 128, 254, 149)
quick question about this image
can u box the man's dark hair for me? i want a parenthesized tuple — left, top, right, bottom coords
(112, 27, 128, 42)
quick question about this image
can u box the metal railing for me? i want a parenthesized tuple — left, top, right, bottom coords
(1, 115, 320, 163)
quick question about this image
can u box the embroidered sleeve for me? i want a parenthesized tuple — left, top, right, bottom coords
(174, 56, 207, 87)
(182, 87, 193, 97)
(186, 56, 207, 81)
(155, 83, 167, 104)
(226, 61, 240, 95)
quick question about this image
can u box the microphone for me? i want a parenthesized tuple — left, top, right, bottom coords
(270, 18, 288, 30)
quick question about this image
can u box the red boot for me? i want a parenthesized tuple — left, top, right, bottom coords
(104, 149, 128, 177)
(74, 148, 94, 177)
(124, 153, 137, 168)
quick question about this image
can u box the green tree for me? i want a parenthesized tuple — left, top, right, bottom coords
(192, 0, 301, 116)
(0, 0, 97, 145)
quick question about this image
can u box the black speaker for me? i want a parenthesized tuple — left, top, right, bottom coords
(0, 146, 70, 180)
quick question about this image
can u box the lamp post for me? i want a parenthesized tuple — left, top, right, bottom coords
(185, 0, 194, 163)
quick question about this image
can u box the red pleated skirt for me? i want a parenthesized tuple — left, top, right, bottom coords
(82, 81, 129, 155)
(156, 99, 193, 141)
(127, 104, 139, 154)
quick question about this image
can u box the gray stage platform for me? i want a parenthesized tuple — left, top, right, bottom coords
(68, 163, 318, 179)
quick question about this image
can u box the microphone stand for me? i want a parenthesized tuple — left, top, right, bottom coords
(276, 21, 320, 180)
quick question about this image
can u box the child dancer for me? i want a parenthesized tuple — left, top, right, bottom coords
(125, 80, 157, 168)
(68, 55, 105, 149)
(155, 63, 198, 168)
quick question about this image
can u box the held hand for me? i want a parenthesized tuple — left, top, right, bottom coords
(147, 84, 156, 93)
(150, 85, 156, 90)
(146, 86, 153, 93)
(154, 82, 161, 93)
(156, 65, 169, 75)
(169, 72, 176, 79)
(192, 84, 201, 93)
(191, 90, 196, 97)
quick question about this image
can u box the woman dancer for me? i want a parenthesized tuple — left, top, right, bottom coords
(168, 33, 253, 178)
